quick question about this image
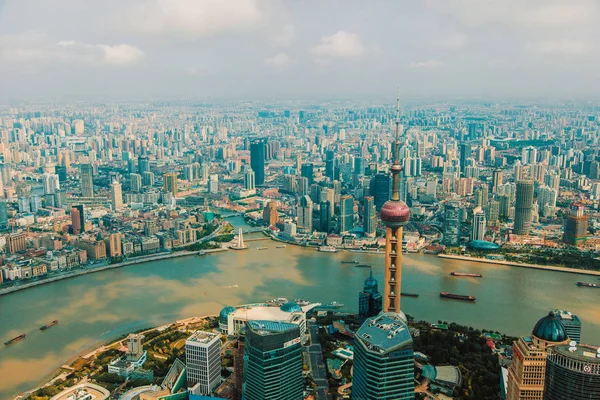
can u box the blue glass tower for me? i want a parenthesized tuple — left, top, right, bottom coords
(358, 270, 382, 318)
(242, 320, 303, 400)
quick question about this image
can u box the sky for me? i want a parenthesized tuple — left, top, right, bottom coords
(0, 0, 599, 102)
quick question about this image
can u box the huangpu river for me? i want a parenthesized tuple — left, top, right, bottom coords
(1, 217, 599, 397)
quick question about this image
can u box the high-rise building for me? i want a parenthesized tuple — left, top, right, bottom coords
(363, 196, 377, 237)
(319, 201, 331, 233)
(163, 172, 178, 197)
(233, 336, 245, 400)
(0, 201, 8, 228)
(543, 344, 600, 399)
(563, 203, 589, 246)
(522, 146, 538, 165)
(106, 232, 122, 258)
(43, 173, 60, 195)
(185, 331, 221, 395)
(244, 168, 255, 190)
(498, 194, 510, 218)
(142, 171, 155, 187)
(471, 207, 486, 241)
(514, 180, 534, 235)
(369, 173, 391, 211)
(486, 200, 500, 227)
(442, 203, 461, 246)
(459, 142, 471, 174)
(301, 163, 314, 186)
(353, 312, 414, 400)
(242, 320, 303, 400)
(325, 149, 335, 180)
(296, 195, 312, 233)
(358, 270, 382, 318)
(262, 202, 278, 226)
(492, 169, 503, 193)
(474, 186, 488, 208)
(109, 180, 123, 211)
(71, 205, 85, 234)
(55, 165, 68, 182)
(340, 195, 354, 234)
(250, 139, 266, 186)
(80, 164, 94, 198)
(507, 312, 571, 400)
(552, 309, 582, 344)
(130, 173, 142, 192)
(138, 156, 150, 175)
(208, 174, 219, 194)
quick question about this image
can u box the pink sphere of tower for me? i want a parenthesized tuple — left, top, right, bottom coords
(380, 200, 411, 228)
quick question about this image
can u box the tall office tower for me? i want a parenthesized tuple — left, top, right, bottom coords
(498, 194, 510, 217)
(130, 173, 142, 192)
(544, 172, 560, 194)
(0, 201, 8, 228)
(492, 169, 503, 193)
(250, 138, 266, 185)
(297, 176, 309, 196)
(514, 160, 524, 182)
(471, 207, 486, 241)
(325, 149, 335, 180)
(552, 309, 582, 344)
(358, 270, 383, 318)
(233, 336, 245, 400)
(138, 156, 150, 175)
(283, 174, 296, 193)
(459, 142, 471, 174)
(485, 200, 500, 227)
(363, 196, 377, 237)
(442, 203, 461, 246)
(507, 312, 571, 400)
(543, 344, 600, 399)
(80, 164, 94, 198)
(296, 195, 313, 233)
(514, 180, 534, 235)
(55, 165, 68, 182)
(29, 196, 42, 213)
(185, 331, 221, 395)
(71, 205, 85, 234)
(522, 146, 538, 165)
(369, 173, 391, 211)
(127, 158, 136, 174)
(309, 184, 322, 204)
(17, 197, 30, 213)
(142, 171, 155, 187)
(111, 180, 123, 210)
(354, 156, 365, 176)
(43, 173, 59, 195)
(0, 163, 12, 186)
(163, 172, 178, 197)
(353, 313, 414, 400)
(242, 321, 303, 400)
(208, 174, 219, 194)
(262, 201, 278, 226)
(244, 168, 255, 190)
(301, 163, 314, 186)
(319, 201, 331, 232)
(563, 202, 589, 246)
(474, 186, 489, 208)
(530, 163, 546, 184)
(537, 186, 557, 217)
(339, 195, 354, 234)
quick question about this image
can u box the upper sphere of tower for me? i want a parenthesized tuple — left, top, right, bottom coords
(380, 200, 411, 227)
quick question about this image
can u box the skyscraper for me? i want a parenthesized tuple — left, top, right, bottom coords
(358, 270, 382, 317)
(492, 169, 503, 193)
(325, 149, 335, 180)
(71, 205, 85, 234)
(363, 196, 377, 237)
(369, 173, 391, 211)
(552, 309, 582, 344)
(543, 344, 600, 400)
(185, 331, 221, 395)
(301, 163, 314, 186)
(262, 202, 278, 226)
(163, 172, 178, 197)
(514, 180, 534, 235)
(142, 171, 155, 187)
(0, 201, 8, 228)
(244, 168, 255, 190)
(80, 164, 94, 198)
(111, 180, 123, 210)
(442, 203, 461, 246)
(471, 207, 486, 241)
(209, 174, 219, 194)
(43, 173, 59, 195)
(250, 139, 266, 186)
(296, 195, 312, 233)
(130, 173, 142, 192)
(242, 320, 303, 400)
(138, 156, 150, 175)
(459, 142, 471, 174)
(353, 93, 414, 400)
(319, 201, 331, 233)
(563, 203, 589, 246)
(339, 195, 354, 234)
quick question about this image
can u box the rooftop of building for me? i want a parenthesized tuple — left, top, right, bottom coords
(551, 309, 581, 322)
(355, 312, 412, 353)
(467, 240, 501, 250)
(227, 303, 318, 322)
(186, 330, 219, 344)
(550, 344, 600, 364)
(532, 311, 568, 343)
(246, 320, 298, 335)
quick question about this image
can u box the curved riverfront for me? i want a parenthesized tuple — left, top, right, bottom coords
(1, 222, 599, 398)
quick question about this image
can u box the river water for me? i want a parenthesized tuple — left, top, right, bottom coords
(0, 217, 599, 397)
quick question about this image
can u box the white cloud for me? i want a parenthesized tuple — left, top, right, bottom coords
(124, 0, 264, 38)
(0, 33, 144, 69)
(264, 52, 292, 70)
(434, 33, 468, 49)
(311, 31, 366, 59)
(271, 24, 295, 47)
(530, 40, 591, 56)
(408, 60, 443, 69)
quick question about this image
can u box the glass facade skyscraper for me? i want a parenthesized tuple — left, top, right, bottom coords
(242, 320, 303, 400)
(514, 180, 534, 235)
(369, 173, 390, 211)
(339, 195, 354, 234)
(543, 344, 600, 400)
(80, 163, 94, 198)
(250, 139, 266, 186)
(358, 270, 382, 318)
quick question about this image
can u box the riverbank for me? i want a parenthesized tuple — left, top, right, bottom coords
(0, 249, 227, 297)
(438, 254, 600, 277)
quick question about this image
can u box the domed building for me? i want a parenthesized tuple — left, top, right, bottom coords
(219, 306, 236, 332)
(506, 311, 571, 400)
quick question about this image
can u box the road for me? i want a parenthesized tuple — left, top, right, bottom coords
(304, 322, 332, 400)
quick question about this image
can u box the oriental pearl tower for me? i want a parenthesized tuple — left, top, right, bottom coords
(380, 91, 411, 313)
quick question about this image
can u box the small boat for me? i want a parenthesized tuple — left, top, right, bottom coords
(256, 246, 268, 250)
(40, 320, 59, 331)
(318, 246, 338, 253)
(355, 264, 372, 268)
(341, 260, 359, 264)
(401, 292, 419, 298)
(450, 272, 483, 278)
(577, 282, 599, 288)
(4, 334, 26, 345)
(440, 292, 476, 302)
(276, 245, 287, 248)
(328, 301, 344, 308)
(294, 299, 310, 306)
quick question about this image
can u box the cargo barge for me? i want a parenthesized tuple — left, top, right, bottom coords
(40, 320, 59, 330)
(450, 272, 483, 278)
(440, 292, 476, 302)
(4, 334, 26, 345)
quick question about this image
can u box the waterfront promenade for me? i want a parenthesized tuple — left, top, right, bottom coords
(438, 254, 600, 277)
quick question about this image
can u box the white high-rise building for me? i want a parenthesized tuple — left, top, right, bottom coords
(130, 173, 142, 193)
(296, 195, 313, 233)
(471, 207, 486, 241)
(111, 180, 123, 210)
(209, 174, 219, 194)
(522, 146, 537, 165)
(244, 168, 255, 190)
(185, 331, 221, 395)
(43, 173, 60, 195)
